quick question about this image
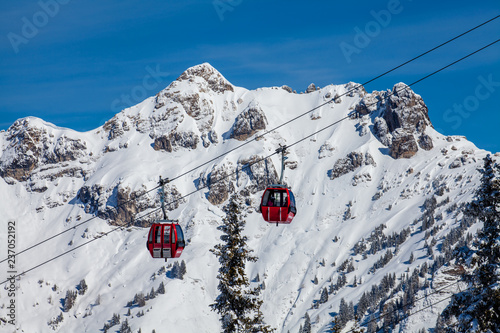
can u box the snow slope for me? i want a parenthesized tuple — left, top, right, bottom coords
(0, 63, 493, 333)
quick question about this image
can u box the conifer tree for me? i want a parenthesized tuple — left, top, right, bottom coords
(110, 313, 120, 326)
(63, 290, 77, 312)
(329, 316, 341, 333)
(438, 155, 500, 331)
(171, 261, 181, 279)
(350, 315, 365, 333)
(210, 194, 274, 333)
(134, 293, 146, 307)
(302, 313, 311, 333)
(179, 260, 187, 279)
(78, 279, 88, 295)
(319, 287, 328, 304)
(366, 314, 377, 333)
(149, 287, 156, 300)
(156, 281, 165, 295)
(120, 319, 132, 333)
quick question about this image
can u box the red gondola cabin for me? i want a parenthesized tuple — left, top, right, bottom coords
(260, 185, 297, 224)
(147, 222, 185, 260)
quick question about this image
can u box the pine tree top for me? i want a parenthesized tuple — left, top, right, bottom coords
(210, 194, 274, 333)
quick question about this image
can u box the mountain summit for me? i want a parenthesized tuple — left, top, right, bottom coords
(175, 62, 234, 93)
(0, 64, 492, 332)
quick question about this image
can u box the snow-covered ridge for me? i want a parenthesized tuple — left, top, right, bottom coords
(0, 63, 491, 332)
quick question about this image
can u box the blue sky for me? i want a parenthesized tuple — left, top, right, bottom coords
(1, 0, 499, 152)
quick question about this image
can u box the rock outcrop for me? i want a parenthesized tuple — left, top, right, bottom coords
(306, 83, 318, 93)
(176, 63, 234, 94)
(389, 129, 419, 159)
(0, 118, 88, 181)
(149, 63, 232, 147)
(78, 183, 183, 226)
(199, 163, 236, 205)
(230, 103, 268, 141)
(103, 117, 131, 140)
(153, 131, 199, 152)
(200, 155, 279, 205)
(236, 155, 279, 196)
(330, 151, 376, 180)
(358, 83, 433, 159)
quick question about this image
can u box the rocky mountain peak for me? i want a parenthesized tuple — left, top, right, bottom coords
(175, 62, 234, 94)
(150, 63, 235, 145)
(357, 83, 434, 159)
(0, 117, 88, 182)
(385, 82, 432, 132)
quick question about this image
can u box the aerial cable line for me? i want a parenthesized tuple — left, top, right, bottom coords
(0, 208, 164, 286)
(353, 14, 500, 90)
(0, 38, 498, 286)
(171, 39, 500, 212)
(0, 184, 161, 265)
(343, 281, 460, 332)
(167, 13, 500, 183)
(2, 15, 497, 265)
(289, 38, 500, 149)
(343, 281, 499, 333)
(5, 14, 498, 267)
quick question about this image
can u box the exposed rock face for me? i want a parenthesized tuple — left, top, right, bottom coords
(449, 158, 464, 169)
(390, 129, 419, 159)
(200, 155, 279, 205)
(176, 63, 234, 94)
(153, 131, 199, 152)
(355, 92, 383, 116)
(359, 83, 434, 159)
(159, 91, 214, 134)
(201, 130, 219, 148)
(0, 118, 87, 181)
(230, 103, 268, 141)
(418, 133, 434, 151)
(78, 183, 183, 226)
(306, 83, 317, 93)
(330, 152, 376, 180)
(200, 163, 236, 205)
(237, 156, 279, 196)
(103, 117, 131, 140)
(344, 82, 366, 98)
(149, 63, 232, 147)
(382, 85, 430, 132)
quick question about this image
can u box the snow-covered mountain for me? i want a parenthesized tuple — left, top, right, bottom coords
(0, 63, 495, 332)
